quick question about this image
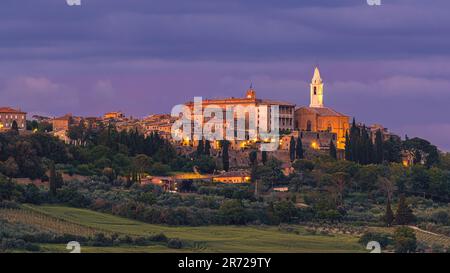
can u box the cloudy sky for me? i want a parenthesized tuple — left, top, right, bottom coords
(1, 0, 449, 150)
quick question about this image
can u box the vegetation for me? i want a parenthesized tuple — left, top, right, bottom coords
(7, 205, 364, 253)
(0, 118, 449, 253)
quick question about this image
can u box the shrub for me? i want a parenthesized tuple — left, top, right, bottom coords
(394, 227, 417, 253)
(167, 238, 183, 249)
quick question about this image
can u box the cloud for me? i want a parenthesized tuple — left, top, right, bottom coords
(0, 76, 79, 115)
(0, 1, 449, 148)
(92, 80, 116, 98)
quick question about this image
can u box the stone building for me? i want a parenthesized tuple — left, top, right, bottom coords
(52, 114, 73, 132)
(103, 111, 125, 120)
(182, 85, 295, 149)
(212, 171, 251, 184)
(294, 67, 349, 149)
(0, 107, 27, 131)
(279, 130, 337, 151)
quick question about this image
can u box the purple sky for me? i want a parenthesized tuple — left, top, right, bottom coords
(1, 0, 449, 151)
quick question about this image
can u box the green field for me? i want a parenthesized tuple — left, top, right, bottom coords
(22, 205, 365, 253)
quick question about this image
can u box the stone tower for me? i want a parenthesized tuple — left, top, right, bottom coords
(310, 67, 324, 108)
(246, 83, 256, 99)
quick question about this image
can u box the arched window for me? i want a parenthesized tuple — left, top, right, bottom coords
(327, 123, 332, 132)
(306, 120, 312, 131)
(313, 86, 317, 95)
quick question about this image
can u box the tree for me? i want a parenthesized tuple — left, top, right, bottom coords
(221, 140, 230, 172)
(344, 131, 351, 161)
(249, 150, 257, 166)
(49, 162, 57, 196)
(11, 120, 19, 132)
(384, 136, 402, 163)
(249, 150, 258, 183)
(219, 200, 249, 225)
(329, 140, 337, 159)
(375, 130, 384, 164)
(296, 136, 304, 159)
(384, 198, 395, 227)
(403, 137, 440, 168)
(261, 151, 268, 165)
(394, 227, 417, 253)
(350, 118, 359, 163)
(132, 154, 153, 183)
(289, 136, 296, 162)
(1, 157, 19, 177)
(329, 172, 348, 205)
(196, 138, 204, 156)
(204, 140, 211, 156)
(395, 195, 415, 225)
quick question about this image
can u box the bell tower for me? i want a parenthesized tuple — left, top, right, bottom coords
(246, 83, 256, 99)
(310, 67, 324, 108)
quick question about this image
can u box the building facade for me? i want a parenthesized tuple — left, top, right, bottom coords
(294, 68, 349, 149)
(182, 86, 295, 149)
(0, 107, 27, 131)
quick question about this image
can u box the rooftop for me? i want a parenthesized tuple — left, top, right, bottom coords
(299, 106, 348, 117)
(0, 107, 26, 114)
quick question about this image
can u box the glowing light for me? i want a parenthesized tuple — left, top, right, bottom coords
(311, 142, 318, 150)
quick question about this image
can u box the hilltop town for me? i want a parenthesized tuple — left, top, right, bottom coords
(1, 68, 449, 253)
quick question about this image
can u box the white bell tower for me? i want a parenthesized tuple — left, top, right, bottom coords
(310, 67, 324, 108)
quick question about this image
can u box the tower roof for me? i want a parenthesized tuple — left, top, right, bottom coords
(246, 83, 256, 99)
(312, 67, 322, 84)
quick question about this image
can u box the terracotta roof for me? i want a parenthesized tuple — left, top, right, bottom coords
(186, 98, 295, 107)
(53, 115, 72, 121)
(0, 107, 26, 114)
(299, 106, 348, 117)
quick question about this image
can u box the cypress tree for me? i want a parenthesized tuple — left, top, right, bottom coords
(344, 131, 351, 161)
(350, 118, 360, 163)
(249, 150, 257, 166)
(11, 120, 19, 132)
(197, 138, 204, 156)
(289, 136, 296, 162)
(395, 195, 415, 225)
(375, 130, 384, 164)
(330, 140, 337, 159)
(360, 126, 370, 164)
(49, 162, 57, 196)
(296, 136, 304, 159)
(384, 198, 395, 227)
(222, 140, 230, 172)
(204, 139, 211, 156)
(249, 150, 258, 182)
(262, 151, 267, 165)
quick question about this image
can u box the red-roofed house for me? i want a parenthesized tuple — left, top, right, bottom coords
(0, 107, 27, 131)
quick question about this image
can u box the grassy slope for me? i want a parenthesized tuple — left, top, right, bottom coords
(23, 204, 364, 253)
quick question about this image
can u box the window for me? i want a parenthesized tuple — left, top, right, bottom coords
(327, 123, 332, 132)
(313, 87, 317, 95)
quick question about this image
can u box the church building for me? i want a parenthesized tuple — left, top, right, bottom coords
(294, 67, 350, 149)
